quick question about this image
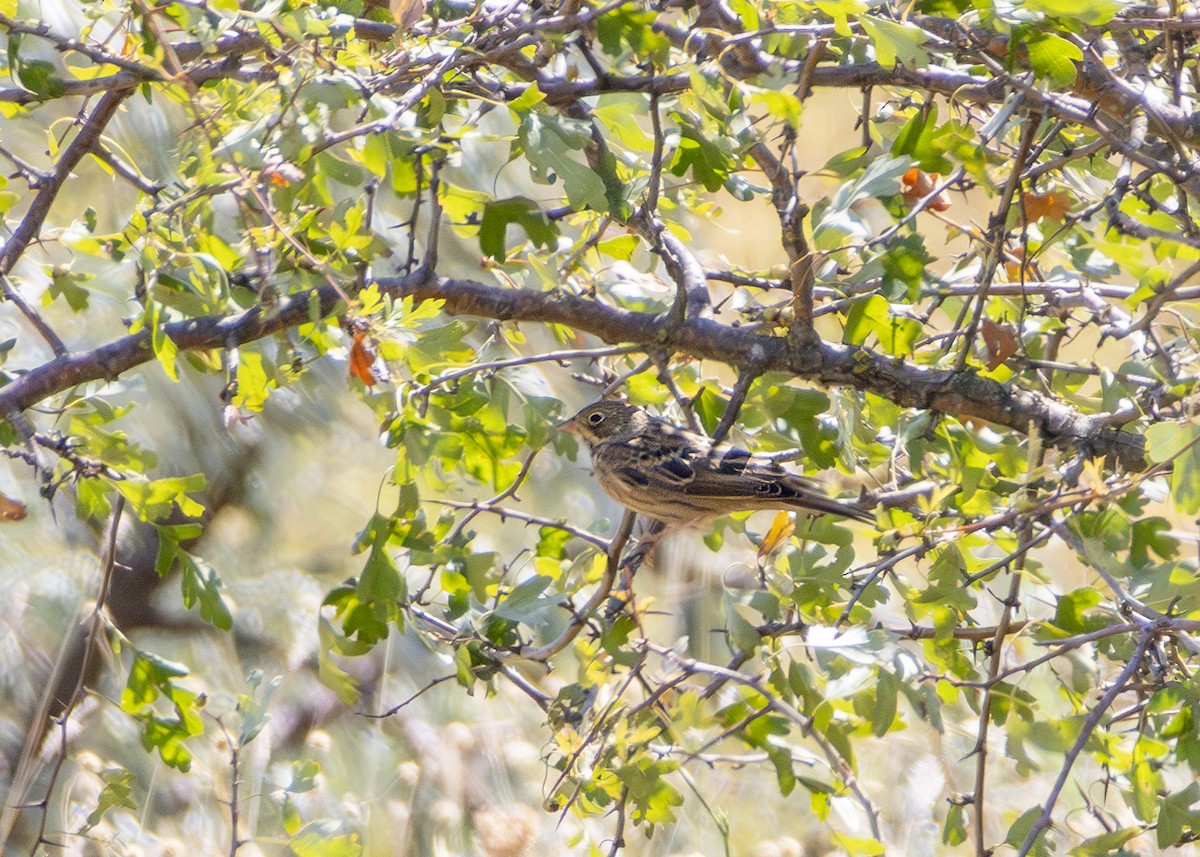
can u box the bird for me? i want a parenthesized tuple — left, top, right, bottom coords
(562, 400, 873, 526)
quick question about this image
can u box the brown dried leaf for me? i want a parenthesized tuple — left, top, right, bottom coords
(981, 318, 1018, 371)
(349, 332, 379, 387)
(0, 491, 27, 522)
(390, 0, 426, 30)
(1022, 191, 1072, 223)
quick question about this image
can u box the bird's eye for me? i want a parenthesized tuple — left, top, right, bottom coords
(588, 412, 605, 425)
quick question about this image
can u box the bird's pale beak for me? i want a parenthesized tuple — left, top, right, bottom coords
(559, 417, 579, 434)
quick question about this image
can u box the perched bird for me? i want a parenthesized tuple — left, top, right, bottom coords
(563, 400, 873, 526)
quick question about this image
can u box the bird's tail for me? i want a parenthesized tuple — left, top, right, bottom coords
(785, 485, 874, 523)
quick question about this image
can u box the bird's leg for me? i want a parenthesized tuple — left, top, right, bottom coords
(604, 519, 668, 619)
(626, 519, 669, 573)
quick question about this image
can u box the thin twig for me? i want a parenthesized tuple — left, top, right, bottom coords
(446, 449, 541, 541)
(369, 674, 457, 718)
(971, 518, 1030, 857)
(517, 511, 634, 662)
(436, 498, 609, 550)
(952, 105, 1039, 371)
(646, 643, 884, 840)
(1015, 631, 1151, 857)
(409, 345, 639, 398)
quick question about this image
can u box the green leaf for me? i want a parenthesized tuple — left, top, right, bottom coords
(596, 234, 639, 261)
(1158, 782, 1200, 847)
(44, 268, 91, 312)
(317, 617, 362, 704)
(1145, 421, 1200, 464)
(83, 769, 137, 832)
(830, 833, 886, 856)
(1068, 827, 1140, 856)
(507, 80, 546, 113)
(1131, 517, 1179, 566)
(479, 197, 560, 261)
(17, 59, 66, 99)
(355, 531, 407, 635)
(1004, 806, 1050, 857)
(179, 552, 233, 630)
(595, 6, 670, 60)
(881, 234, 934, 301)
(669, 121, 731, 193)
(520, 113, 611, 212)
(860, 16, 929, 67)
(289, 759, 322, 794)
(1027, 33, 1082, 88)
(535, 526, 571, 560)
(238, 671, 280, 746)
(1024, 0, 1119, 24)
(765, 742, 796, 796)
(114, 473, 206, 522)
(843, 294, 921, 356)
(1050, 587, 1103, 634)
(1172, 441, 1200, 515)
(616, 756, 683, 824)
(692, 387, 728, 436)
(76, 478, 114, 520)
(120, 650, 204, 772)
(814, 0, 867, 36)
(1131, 740, 1163, 821)
(727, 605, 763, 652)
(912, 543, 976, 611)
(842, 295, 885, 346)
(122, 650, 188, 707)
(871, 670, 899, 737)
(914, 0, 969, 16)
(749, 89, 802, 127)
(492, 574, 556, 622)
(146, 299, 179, 382)
(943, 802, 968, 846)
(815, 156, 910, 249)
(890, 108, 953, 174)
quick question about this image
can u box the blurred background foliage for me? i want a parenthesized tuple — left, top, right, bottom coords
(2, 0, 1200, 855)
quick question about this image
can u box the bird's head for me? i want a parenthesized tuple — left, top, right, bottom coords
(562, 400, 647, 446)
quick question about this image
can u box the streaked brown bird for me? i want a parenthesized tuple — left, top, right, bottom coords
(563, 400, 872, 526)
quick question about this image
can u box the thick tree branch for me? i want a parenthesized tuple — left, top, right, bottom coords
(0, 271, 1145, 469)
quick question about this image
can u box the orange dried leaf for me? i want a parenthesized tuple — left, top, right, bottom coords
(1002, 246, 1043, 283)
(1022, 191, 1072, 223)
(981, 319, 1018, 370)
(0, 491, 27, 522)
(901, 167, 951, 212)
(349, 332, 379, 387)
(758, 511, 795, 559)
(1003, 246, 1025, 281)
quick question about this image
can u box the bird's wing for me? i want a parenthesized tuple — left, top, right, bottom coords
(634, 426, 819, 499)
(681, 445, 809, 500)
(688, 445, 872, 521)
(592, 433, 695, 488)
(605, 426, 701, 486)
